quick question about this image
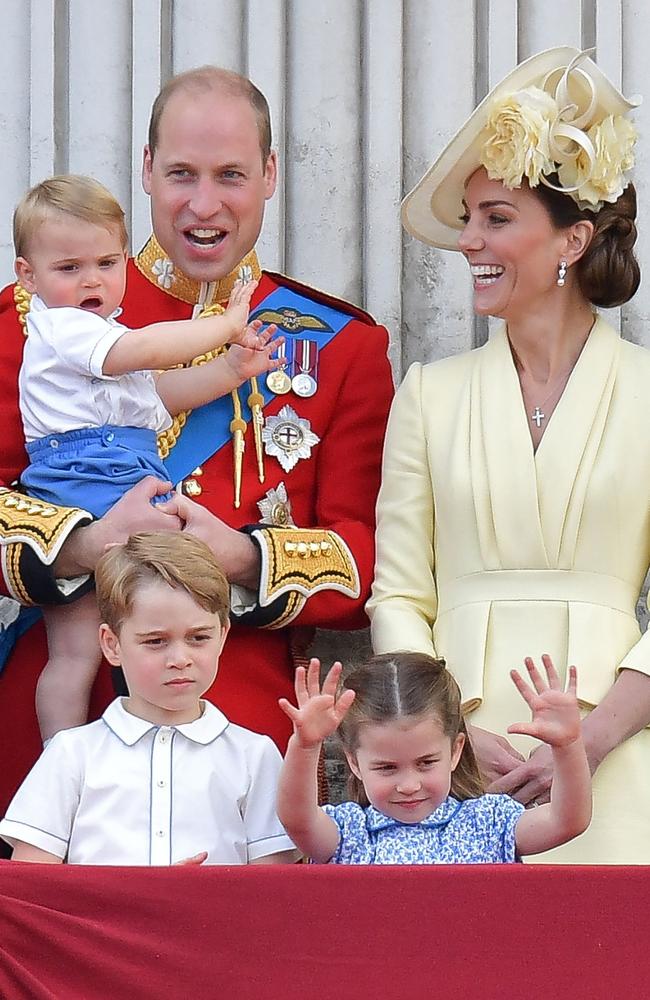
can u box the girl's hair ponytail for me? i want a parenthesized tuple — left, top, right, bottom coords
(450, 717, 484, 800)
(337, 652, 484, 804)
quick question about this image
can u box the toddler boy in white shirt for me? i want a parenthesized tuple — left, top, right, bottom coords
(0, 531, 297, 865)
(13, 174, 282, 746)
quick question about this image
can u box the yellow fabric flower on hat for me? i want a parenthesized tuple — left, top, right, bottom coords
(558, 114, 637, 209)
(480, 87, 558, 189)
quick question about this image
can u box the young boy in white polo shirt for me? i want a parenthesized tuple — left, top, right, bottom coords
(0, 532, 297, 866)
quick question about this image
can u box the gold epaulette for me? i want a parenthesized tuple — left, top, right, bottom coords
(252, 526, 360, 627)
(0, 488, 92, 570)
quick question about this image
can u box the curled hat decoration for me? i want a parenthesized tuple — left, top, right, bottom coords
(402, 46, 641, 250)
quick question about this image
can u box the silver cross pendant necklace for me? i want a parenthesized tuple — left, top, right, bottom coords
(528, 366, 574, 428)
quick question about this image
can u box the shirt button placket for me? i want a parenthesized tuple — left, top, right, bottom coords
(150, 728, 173, 864)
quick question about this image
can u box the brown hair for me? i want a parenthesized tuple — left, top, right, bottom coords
(148, 66, 272, 165)
(14, 174, 128, 258)
(95, 532, 230, 633)
(337, 652, 484, 806)
(531, 180, 640, 308)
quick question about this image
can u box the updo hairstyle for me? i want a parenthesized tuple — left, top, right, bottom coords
(532, 180, 640, 308)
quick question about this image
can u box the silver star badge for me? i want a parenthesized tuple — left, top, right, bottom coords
(257, 482, 294, 526)
(262, 405, 320, 473)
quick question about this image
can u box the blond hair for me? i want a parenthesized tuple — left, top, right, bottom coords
(338, 653, 485, 804)
(148, 66, 272, 165)
(95, 532, 230, 633)
(14, 174, 128, 258)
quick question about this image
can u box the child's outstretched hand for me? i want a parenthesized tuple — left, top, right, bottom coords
(223, 279, 265, 349)
(173, 851, 208, 866)
(507, 655, 581, 749)
(225, 323, 286, 380)
(279, 658, 355, 749)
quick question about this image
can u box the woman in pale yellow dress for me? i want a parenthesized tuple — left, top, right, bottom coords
(367, 47, 650, 862)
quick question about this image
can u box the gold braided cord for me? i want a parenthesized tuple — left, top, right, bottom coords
(156, 302, 226, 458)
(8, 544, 32, 605)
(14, 284, 32, 332)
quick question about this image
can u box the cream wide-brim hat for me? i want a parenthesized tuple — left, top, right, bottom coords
(401, 46, 640, 251)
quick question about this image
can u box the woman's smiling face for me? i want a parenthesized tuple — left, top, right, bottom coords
(457, 167, 569, 321)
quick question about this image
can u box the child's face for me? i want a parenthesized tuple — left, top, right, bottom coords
(15, 213, 127, 320)
(99, 580, 229, 726)
(346, 715, 465, 824)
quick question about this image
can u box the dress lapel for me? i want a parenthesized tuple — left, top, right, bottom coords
(471, 324, 548, 568)
(535, 316, 620, 567)
(471, 318, 620, 571)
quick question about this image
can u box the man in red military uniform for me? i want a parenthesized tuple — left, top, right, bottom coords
(0, 67, 393, 814)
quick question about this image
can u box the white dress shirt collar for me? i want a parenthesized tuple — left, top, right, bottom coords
(102, 697, 229, 747)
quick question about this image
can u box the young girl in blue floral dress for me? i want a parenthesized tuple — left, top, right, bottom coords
(277, 653, 591, 863)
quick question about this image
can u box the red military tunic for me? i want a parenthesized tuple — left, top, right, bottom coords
(0, 238, 393, 813)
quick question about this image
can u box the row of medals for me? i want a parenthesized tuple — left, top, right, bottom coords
(266, 350, 317, 397)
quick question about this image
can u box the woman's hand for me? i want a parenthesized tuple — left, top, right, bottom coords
(467, 724, 525, 787)
(278, 659, 355, 750)
(489, 743, 553, 806)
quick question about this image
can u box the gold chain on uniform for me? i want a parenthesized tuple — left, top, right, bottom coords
(156, 302, 226, 459)
(14, 284, 31, 329)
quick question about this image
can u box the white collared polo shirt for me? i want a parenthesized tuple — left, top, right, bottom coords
(0, 699, 294, 865)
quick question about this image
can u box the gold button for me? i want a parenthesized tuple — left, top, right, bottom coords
(182, 478, 202, 497)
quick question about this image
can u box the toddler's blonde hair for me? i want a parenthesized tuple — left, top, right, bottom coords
(14, 174, 128, 258)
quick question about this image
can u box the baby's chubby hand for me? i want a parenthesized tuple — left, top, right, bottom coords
(507, 655, 581, 749)
(279, 659, 355, 750)
(223, 279, 264, 350)
(225, 322, 285, 380)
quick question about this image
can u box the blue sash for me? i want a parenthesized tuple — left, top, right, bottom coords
(162, 284, 353, 484)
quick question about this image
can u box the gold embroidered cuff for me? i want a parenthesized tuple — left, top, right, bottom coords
(0, 489, 92, 567)
(252, 527, 361, 615)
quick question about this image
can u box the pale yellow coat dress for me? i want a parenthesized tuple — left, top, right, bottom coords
(367, 316, 650, 863)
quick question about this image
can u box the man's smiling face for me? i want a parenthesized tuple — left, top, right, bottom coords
(142, 88, 277, 283)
